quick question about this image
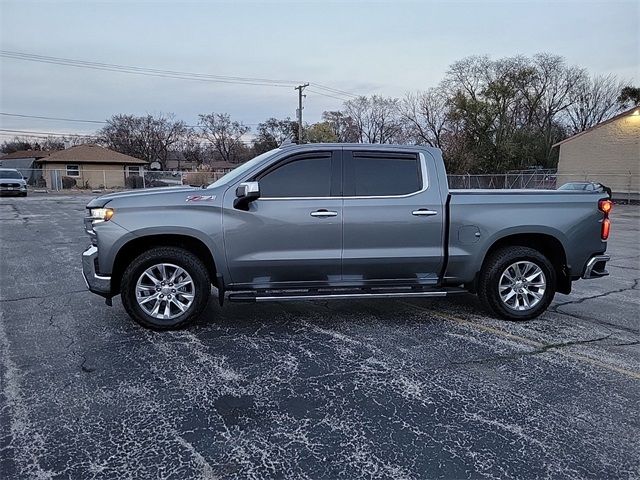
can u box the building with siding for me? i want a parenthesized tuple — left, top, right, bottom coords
(37, 144, 147, 189)
(555, 107, 640, 201)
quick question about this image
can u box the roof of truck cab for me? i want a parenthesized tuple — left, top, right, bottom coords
(281, 143, 440, 153)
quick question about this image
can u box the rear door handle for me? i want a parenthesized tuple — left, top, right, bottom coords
(412, 209, 438, 216)
(311, 209, 338, 218)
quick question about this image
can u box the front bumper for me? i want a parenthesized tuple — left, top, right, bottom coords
(582, 255, 610, 279)
(82, 245, 112, 297)
(0, 185, 27, 195)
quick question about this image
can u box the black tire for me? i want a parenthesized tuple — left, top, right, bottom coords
(121, 247, 211, 330)
(477, 246, 556, 321)
(20, 192, 27, 197)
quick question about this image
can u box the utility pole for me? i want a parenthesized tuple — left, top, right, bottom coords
(295, 83, 309, 143)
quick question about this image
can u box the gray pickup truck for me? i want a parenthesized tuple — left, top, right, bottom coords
(82, 144, 612, 330)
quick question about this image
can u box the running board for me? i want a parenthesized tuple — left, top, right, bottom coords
(228, 287, 466, 303)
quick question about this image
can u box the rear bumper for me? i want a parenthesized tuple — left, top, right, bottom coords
(82, 245, 112, 297)
(582, 255, 610, 279)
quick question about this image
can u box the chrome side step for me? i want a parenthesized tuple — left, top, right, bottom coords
(228, 288, 465, 303)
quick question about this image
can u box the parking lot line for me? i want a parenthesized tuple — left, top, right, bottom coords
(399, 302, 640, 380)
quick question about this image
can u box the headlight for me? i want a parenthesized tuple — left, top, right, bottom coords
(89, 208, 114, 223)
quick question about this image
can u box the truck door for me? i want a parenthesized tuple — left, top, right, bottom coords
(341, 149, 445, 285)
(223, 150, 343, 288)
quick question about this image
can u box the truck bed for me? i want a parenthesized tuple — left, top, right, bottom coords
(444, 189, 608, 285)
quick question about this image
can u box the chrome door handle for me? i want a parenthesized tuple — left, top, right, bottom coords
(311, 209, 338, 218)
(412, 209, 438, 216)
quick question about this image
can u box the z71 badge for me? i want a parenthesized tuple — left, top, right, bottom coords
(186, 195, 216, 202)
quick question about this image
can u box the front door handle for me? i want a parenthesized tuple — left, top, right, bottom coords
(311, 209, 338, 218)
(412, 209, 438, 216)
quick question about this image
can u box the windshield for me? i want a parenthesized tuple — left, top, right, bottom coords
(208, 149, 280, 188)
(0, 170, 22, 179)
(558, 183, 588, 191)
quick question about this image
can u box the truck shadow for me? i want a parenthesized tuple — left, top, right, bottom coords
(194, 291, 485, 333)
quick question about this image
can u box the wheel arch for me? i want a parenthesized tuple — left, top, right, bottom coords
(474, 232, 571, 294)
(111, 233, 217, 295)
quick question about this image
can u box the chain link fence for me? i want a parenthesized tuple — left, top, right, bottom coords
(6, 166, 639, 202)
(447, 170, 639, 202)
(447, 169, 558, 190)
(10, 168, 227, 192)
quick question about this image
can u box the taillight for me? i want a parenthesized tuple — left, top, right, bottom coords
(598, 199, 613, 215)
(598, 199, 613, 240)
(602, 218, 611, 240)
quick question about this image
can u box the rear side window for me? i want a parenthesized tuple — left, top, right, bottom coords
(258, 154, 332, 198)
(345, 152, 422, 196)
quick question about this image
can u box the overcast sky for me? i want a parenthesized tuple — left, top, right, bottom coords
(0, 0, 638, 139)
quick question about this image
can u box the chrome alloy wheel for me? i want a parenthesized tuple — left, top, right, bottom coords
(498, 261, 546, 311)
(135, 263, 195, 320)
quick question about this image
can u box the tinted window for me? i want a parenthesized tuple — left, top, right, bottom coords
(349, 154, 421, 196)
(259, 156, 332, 198)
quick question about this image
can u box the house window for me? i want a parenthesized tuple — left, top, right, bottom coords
(66, 165, 80, 177)
(126, 166, 141, 176)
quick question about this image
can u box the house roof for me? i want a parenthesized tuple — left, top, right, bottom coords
(36, 144, 147, 165)
(553, 106, 640, 148)
(209, 161, 237, 170)
(0, 150, 52, 160)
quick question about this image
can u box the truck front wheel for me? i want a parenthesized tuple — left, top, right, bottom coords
(121, 247, 211, 330)
(477, 246, 556, 321)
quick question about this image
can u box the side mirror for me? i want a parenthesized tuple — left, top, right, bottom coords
(234, 181, 260, 210)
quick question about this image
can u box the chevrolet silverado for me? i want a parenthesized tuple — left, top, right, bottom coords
(82, 144, 612, 329)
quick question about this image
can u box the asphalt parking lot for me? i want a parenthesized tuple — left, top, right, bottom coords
(1, 194, 638, 479)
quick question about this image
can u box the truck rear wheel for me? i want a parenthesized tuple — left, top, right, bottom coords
(477, 246, 556, 321)
(121, 247, 211, 330)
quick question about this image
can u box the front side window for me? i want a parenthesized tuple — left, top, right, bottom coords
(345, 152, 422, 196)
(258, 154, 333, 198)
(66, 164, 80, 177)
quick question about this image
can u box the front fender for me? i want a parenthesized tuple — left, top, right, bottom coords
(102, 204, 227, 281)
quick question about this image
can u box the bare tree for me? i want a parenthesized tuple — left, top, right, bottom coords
(178, 130, 213, 168)
(99, 113, 188, 169)
(401, 89, 449, 148)
(198, 113, 250, 163)
(1, 136, 65, 153)
(521, 54, 585, 160)
(321, 111, 359, 142)
(567, 74, 627, 132)
(343, 95, 403, 144)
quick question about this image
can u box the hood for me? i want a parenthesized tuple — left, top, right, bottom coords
(86, 185, 223, 208)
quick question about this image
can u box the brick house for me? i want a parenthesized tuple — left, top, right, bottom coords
(555, 107, 640, 200)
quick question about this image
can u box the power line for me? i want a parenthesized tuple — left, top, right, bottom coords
(0, 112, 106, 124)
(311, 83, 360, 99)
(0, 50, 302, 88)
(306, 89, 350, 102)
(1, 51, 367, 99)
(0, 128, 257, 145)
(0, 112, 262, 127)
(0, 128, 97, 138)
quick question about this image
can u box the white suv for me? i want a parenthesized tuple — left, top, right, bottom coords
(0, 168, 28, 197)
